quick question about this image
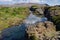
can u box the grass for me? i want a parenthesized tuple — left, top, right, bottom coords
(0, 7, 29, 30)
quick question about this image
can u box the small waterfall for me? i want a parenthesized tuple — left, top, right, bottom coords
(24, 11, 47, 25)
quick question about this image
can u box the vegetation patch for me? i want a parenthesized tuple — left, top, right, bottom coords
(0, 7, 29, 30)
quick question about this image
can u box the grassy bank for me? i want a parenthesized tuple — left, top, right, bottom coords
(0, 7, 29, 30)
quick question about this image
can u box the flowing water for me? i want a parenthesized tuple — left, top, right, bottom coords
(1, 11, 47, 40)
(24, 11, 47, 25)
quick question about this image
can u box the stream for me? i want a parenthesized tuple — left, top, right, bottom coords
(1, 11, 47, 40)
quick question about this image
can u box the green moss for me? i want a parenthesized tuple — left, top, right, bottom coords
(52, 16, 60, 24)
(30, 35, 38, 40)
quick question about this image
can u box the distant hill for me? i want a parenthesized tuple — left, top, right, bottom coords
(0, 3, 49, 7)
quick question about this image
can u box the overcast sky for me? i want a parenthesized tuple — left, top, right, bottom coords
(0, 0, 60, 6)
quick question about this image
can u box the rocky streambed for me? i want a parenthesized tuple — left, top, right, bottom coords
(0, 11, 57, 40)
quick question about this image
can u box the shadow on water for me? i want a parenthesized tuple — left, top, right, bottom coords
(2, 23, 27, 40)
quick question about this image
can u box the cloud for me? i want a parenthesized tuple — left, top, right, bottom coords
(0, 0, 13, 2)
(29, 0, 40, 3)
(39, 0, 60, 6)
(0, 0, 60, 6)
(0, 0, 40, 3)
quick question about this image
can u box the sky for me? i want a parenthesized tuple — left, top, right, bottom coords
(0, 0, 60, 6)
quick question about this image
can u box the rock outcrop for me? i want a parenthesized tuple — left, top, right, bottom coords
(26, 21, 57, 40)
(45, 6, 60, 31)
